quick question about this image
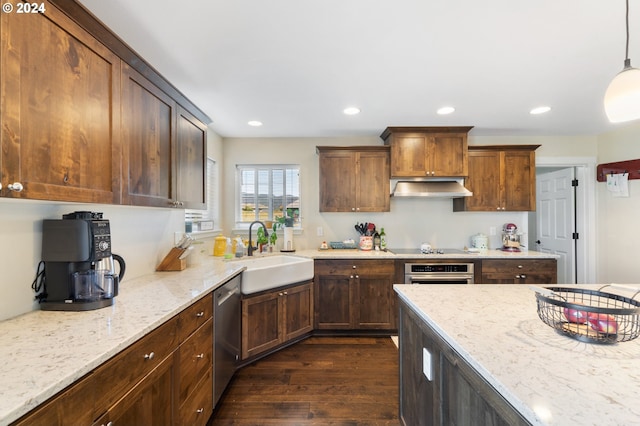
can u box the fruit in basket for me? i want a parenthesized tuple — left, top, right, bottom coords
(587, 313, 619, 334)
(563, 302, 588, 324)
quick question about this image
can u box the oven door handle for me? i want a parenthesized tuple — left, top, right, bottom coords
(407, 275, 474, 284)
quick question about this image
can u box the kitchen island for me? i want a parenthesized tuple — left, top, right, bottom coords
(395, 284, 640, 425)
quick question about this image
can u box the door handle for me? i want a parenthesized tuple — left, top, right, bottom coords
(535, 240, 541, 244)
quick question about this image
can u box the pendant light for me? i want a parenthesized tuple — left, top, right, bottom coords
(604, 0, 640, 123)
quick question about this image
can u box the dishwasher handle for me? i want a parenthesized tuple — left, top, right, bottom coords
(217, 285, 240, 306)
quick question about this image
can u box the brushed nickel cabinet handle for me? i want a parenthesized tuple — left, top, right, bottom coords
(144, 352, 155, 360)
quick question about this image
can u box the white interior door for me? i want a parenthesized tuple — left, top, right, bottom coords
(536, 168, 576, 284)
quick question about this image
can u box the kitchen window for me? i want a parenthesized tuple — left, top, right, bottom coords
(185, 158, 218, 233)
(236, 165, 301, 228)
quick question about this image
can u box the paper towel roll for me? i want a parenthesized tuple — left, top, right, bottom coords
(283, 227, 294, 251)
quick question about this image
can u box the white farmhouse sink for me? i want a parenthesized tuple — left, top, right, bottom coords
(234, 255, 314, 295)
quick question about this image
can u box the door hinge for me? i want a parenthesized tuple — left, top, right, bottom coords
(572, 232, 579, 240)
(571, 179, 579, 187)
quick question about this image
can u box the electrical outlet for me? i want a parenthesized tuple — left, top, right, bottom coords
(423, 348, 432, 381)
(489, 226, 497, 236)
(317, 226, 323, 237)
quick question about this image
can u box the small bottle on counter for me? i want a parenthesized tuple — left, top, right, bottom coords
(235, 236, 244, 258)
(379, 228, 387, 249)
(373, 232, 381, 250)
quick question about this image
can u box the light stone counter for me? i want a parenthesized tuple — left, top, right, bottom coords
(295, 248, 558, 260)
(0, 257, 244, 425)
(394, 284, 640, 426)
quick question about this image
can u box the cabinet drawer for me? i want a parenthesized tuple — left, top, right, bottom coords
(177, 318, 213, 405)
(482, 259, 556, 274)
(178, 293, 213, 342)
(92, 316, 179, 418)
(314, 259, 394, 275)
(178, 367, 213, 426)
(12, 372, 95, 426)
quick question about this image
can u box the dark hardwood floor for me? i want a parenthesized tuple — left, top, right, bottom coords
(209, 336, 400, 425)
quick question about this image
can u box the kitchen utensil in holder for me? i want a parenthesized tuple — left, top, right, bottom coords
(156, 247, 187, 271)
(532, 285, 640, 344)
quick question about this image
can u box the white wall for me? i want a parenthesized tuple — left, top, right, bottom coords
(596, 121, 640, 283)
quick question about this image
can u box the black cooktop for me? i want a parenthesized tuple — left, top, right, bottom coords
(389, 248, 468, 255)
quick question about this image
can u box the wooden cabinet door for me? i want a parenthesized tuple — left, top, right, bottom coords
(357, 150, 390, 212)
(1, 1, 121, 203)
(241, 291, 282, 359)
(176, 106, 207, 209)
(355, 261, 396, 330)
(121, 63, 176, 207)
(318, 150, 356, 212)
(430, 134, 468, 177)
(282, 282, 314, 342)
(503, 150, 536, 211)
(314, 261, 354, 329)
(93, 354, 174, 426)
(460, 150, 502, 211)
(388, 134, 429, 177)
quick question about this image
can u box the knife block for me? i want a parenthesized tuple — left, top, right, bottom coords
(156, 247, 187, 271)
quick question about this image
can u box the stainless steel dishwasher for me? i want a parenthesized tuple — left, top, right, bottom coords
(213, 273, 241, 405)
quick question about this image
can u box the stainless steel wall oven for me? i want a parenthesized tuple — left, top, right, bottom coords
(404, 263, 474, 284)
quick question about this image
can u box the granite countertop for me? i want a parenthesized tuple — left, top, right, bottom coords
(294, 248, 558, 260)
(0, 258, 244, 425)
(394, 284, 640, 426)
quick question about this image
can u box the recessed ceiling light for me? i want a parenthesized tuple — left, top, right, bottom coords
(343, 107, 361, 115)
(248, 120, 263, 127)
(530, 106, 551, 115)
(437, 106, 455, 115)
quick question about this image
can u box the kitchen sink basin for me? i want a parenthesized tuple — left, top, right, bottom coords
(233, 255, 314, 295)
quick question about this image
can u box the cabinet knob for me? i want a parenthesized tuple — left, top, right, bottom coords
(196, 353, 205, 359)
(283, 291, 288, 295)
(517, 265, 523, 269)
(351, 207, 356, 211)
(515, 275, 521, 279)
(144, 352, 155, 360)
(355, 275, 359, 279)
(196, 311, 205, 317)
(352, 265, 357, 269)
(106, 422, 113, 426)
(7, 182, 23, 192)
(350, 275, 354, 279)
(520, 274, 527, 279)
(196, 408, 204, 414)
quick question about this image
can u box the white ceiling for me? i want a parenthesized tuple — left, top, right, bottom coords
(78, 0, 639, 138)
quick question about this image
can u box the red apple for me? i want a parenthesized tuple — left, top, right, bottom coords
(563, 302, 588, 324)
(587, 313, 619, 334)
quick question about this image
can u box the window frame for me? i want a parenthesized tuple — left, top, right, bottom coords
(235, 164, 301, 229)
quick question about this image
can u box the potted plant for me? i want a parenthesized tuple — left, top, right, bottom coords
(256, 226, 269, 253)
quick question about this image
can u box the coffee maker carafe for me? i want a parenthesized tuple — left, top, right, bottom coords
(39, 211, 126, 311)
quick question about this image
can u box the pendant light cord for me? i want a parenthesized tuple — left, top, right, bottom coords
(625, 0, 631, 67)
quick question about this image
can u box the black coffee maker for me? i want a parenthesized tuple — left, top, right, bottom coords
(39, 211, 125, 311)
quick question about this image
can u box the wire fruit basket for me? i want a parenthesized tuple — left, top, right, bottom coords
(531, 285, 640, 344)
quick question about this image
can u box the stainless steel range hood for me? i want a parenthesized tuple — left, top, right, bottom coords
(391, 179, 472, 198)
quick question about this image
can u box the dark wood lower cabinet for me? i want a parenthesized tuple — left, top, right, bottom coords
(241, 281, 314, 360)
(478, 259, 557, 284)
(314, 259, 396, 332)
(399, 301, 530, 426)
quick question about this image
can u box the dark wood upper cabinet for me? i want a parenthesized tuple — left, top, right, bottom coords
(317, 146, 390, 213)
(1, 0, 210, 208)
(121, 63, 175, 207)
(1, 1, 121, 203)
(176, 106, 207, 210)
(381, 126, 473, 178)
(453, 145, 539, 212)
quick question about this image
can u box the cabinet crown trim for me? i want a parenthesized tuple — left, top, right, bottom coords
(380, 126, 474, 140)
